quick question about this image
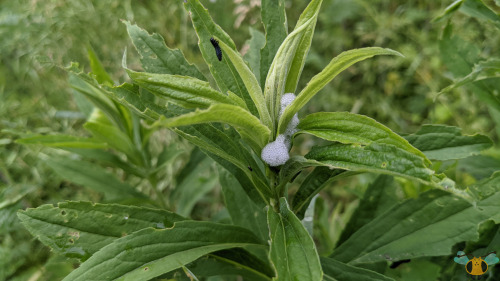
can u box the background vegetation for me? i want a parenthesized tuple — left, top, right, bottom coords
(1, 0, 499, 280)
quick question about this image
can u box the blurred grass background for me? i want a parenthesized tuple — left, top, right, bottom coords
(1, 0, 499, 279)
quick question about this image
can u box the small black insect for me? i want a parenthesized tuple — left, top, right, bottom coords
(247, 166, 253, 172)
(210, 37, 222, 61)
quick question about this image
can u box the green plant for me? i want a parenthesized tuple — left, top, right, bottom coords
(16, 0, 500, 280)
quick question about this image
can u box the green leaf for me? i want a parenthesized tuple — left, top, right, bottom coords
(437, 58, 500, 97)
(62, 148, 145, 178)
(67, 63, 124, 129)
(84, 121, 142, 165)
(174, 249, 273, 281)
(460, 0, 500, 29)
(292, 166, 348, 219)
(244, 27, 266, 84)
(155, 104, 271, 151)
(126, 70, 235, 109)
(321, 257, 395, 281)
(297, 112, 429, 164)
(0, 185, 35, 210)
(330, 182, 500, 264)
(433, 0, 464, 22)
(404, 124, 493, 161)
(267, 198, 322, 280)
(174, 124, 272, 205)
(43, 155, 145, 200)
(104, 83, 165, 121)
(124, 21, 205, 80)
(260, 0, 287, 87)
(16, 134, 107, 149)
(87, 46, 113, 85)
(278, 48, 402, 135)
(219, 167, 268, 241)
(173, 157, 217, 217)
(61, 222, 265, 281)
(184, 0, 257, 115)
(284, 0, 323, 94)
(17, 202, 186, 261)
(336, 175, 399, 246)
(306, 143, 434, 184)
(438, 22, 500, 111)
(217, 39, 272, 129)
(264, 1, 322, 132)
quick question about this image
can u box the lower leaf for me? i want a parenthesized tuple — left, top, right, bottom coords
(61, 221, 265, 281)
(268, 198, 322, 280)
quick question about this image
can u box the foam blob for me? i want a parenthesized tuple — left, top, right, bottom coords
(285, 113, 300, 135)
(261, 134, 289, 166)
(279, 93, 296, 116)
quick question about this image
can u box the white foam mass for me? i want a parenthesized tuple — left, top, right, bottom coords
(279, 93, 296, 116)
(261, 93, 301, 166)
(261, 134, 290, 166)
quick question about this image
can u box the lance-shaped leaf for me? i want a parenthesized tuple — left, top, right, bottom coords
(104, 83, 165, 121)
(267, 198, 322, 281)
(84, 121, 142, 165)
(404, 124, 493, 161)
(17, 202, 186, 261)
(297, 112, 429, 164)
(260, 0, 287, 86)
(306, 143, 434, 184)
(292, 166, 349, 219)
(124, 21, 205, 80)
(337, 175, 399, 246)
(264, 3, 321, 131)
(42, 155, 146, 200)
(217, 39, 272, 129)
(67, 63, 124, 129)
(244, 27, 266, 84)
(61, 222, 265, 281)
(219, 167, 268, 241)
(155, 104, 271, 151)
(175, 124, 272, 205)
(184, 0, 257, 115)
(437, 58, 500, 96)
(321, 257, 395, 281)
(285, 0, 323, 94)
(16, 135, 107, 149)
(278, 48, 402, 135)
(330, 186, 500, 264)
(127, 69, 235, 109)
(166, 249, 274, 281)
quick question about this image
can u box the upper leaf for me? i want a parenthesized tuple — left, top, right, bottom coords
(217, 39, 272, 129)
(155, 104, 271, 151)
(124, 21, 205, 80)
(184, 0, 258, 115)
(297, 112, 430, 164)
(126, 69, 235, 109)
(404, 124, 493, 161)
(305, 143, 434, 184)
(264, 0, 322, 133)
(267, 198, 322, 280)
(260, 0, 287, 87)
(278, 48, 402, 135)
(61, 222, 265, 281)
(284, 0, 323, 94)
